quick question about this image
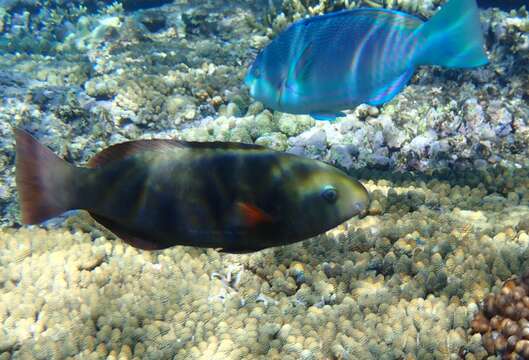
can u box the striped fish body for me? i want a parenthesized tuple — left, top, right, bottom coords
(15, 130, 369, 253)
(245, 0, 488, 120)
(282, 9, 420, 112)
(77, 143, 296, 252)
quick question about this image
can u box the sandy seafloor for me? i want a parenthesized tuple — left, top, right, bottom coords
(1, 0, 529, 359)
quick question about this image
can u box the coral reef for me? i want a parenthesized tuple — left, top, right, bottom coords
(2, 168, 529, 358)
(1, 0, 529, 358)
(270, 0, 443, 23)
(470, 271, 529, 358)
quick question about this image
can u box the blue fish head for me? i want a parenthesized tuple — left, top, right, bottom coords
(245, 50, 283, 111)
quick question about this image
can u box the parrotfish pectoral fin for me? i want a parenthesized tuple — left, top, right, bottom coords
(413, 0, 488, 68)
(292, 42, 315, 83)
(14, 128, 77, 224)
(235, 202, 274, 227)
(367, 68, 415, 106)
(310, 112, 346, 121)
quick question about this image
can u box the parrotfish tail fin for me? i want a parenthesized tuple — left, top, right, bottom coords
(14, 128, 76, 224)
(413, 0, 488, 68)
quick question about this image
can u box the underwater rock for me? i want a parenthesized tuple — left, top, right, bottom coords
(255, 132, 288, 151)
(402, 131, 438, 158)
(328, 144, 359, 169)
(287, 127, 328, 158)
(84, 76, 118, 100)
(276, 113, 315, 137)
(165, 95, 198, 124)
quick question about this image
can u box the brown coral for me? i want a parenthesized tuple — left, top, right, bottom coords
(471, 272, 529, 358)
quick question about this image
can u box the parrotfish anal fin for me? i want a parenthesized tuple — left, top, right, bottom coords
(292, 42, 315, 82)
(217, 246, 266, 254)
(87, 139, 267, 168)
(235, 202, 274, 227)
(90, 213, 170, 250)
(310, 112, 346, 121)
(366, 68, 414, 106)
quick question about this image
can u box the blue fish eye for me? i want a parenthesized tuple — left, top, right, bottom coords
(253, 68, 261, 78)
(321, 185, 338, 203)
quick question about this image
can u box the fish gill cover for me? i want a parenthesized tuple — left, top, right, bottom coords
(0, 0, 529, 359)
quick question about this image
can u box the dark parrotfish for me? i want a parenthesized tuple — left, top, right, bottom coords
(245, 0, 489, 121)
(14, 129, 369, 253)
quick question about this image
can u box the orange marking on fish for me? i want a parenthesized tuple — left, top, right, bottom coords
(236, 202, 273, 227)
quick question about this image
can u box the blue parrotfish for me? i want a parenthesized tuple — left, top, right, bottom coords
(14, 128, 369, 253)
(245, 0, 489, 121)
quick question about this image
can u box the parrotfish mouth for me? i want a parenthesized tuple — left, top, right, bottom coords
(244, 72, 253, 92)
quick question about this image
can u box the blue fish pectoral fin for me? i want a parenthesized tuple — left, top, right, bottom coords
(366, 68, 415, 106)
(291, 42, 315, 83)
(310, 112, 346, 121)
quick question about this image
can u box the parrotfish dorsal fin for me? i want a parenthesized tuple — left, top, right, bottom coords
(87, 139, 184, 168)
(179, 142, 266, 151)
(90, 213, 171, 250)
(87, 139, 267, 168)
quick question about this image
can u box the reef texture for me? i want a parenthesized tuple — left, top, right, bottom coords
(0, 0, 529, 359)
(470, 271, 529, 359)
(3, 163, 529, 359)
(2, 169, 529, 359)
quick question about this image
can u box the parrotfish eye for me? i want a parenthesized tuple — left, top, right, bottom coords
(321, 185, 338, 204)
(253, 68, 261, 78)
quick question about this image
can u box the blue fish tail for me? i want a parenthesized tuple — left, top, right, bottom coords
(412, 0, 488, 68)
